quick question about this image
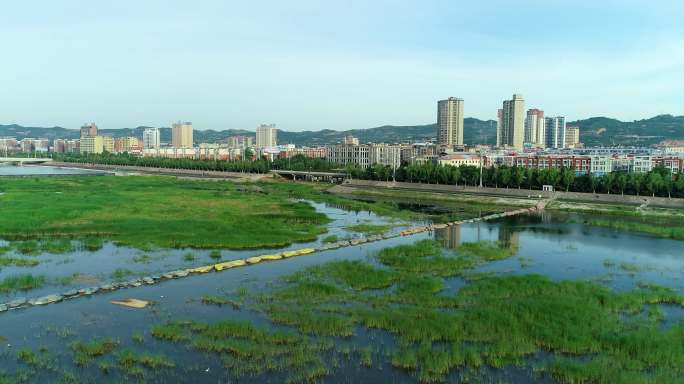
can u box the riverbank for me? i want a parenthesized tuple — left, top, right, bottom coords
(340, 179, 684, 209)
(44, 161, 271, 182)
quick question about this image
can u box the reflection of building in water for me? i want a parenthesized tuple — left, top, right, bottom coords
(498, 225, 520, 254)
(435, 225, 461, 249)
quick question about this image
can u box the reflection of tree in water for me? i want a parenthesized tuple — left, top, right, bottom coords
(498, 223, 521, 254)
(435, 225, 461, 249)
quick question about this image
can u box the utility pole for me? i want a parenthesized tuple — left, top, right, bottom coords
(479, 149, 484, 188)
(392, 148, 397, 182)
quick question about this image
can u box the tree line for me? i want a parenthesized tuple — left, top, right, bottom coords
(53, 153, 684, 198)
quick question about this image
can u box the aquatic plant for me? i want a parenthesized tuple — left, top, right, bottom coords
(0, 274, 46, 292)
(0, 256, 39, 267)
(71, 337, 119, 367)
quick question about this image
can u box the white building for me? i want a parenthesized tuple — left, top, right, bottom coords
(438, 153, 482, 167)
(256, 124, 277, 148)
(143, 128, 161, 149)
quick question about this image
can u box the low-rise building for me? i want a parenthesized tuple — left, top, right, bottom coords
(438, 153, 482, 167)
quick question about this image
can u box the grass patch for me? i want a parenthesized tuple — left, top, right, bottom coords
(110, 268, 134, 282)
(81, 238, 104, 251)
(457, 240, 516, 261)
(71, 338, 119, 367)
(345, 223, 395, 235)
(0, 274, 46, 292)
(0, 177, 332, 250)
(235, 239, 684, 383)
(117, 348, 175, 377)
(131, 254, 153, 264)
(209, 250, 222, 260)
(13, 240, 40, 255)
(0, 256, 39, 267)
(40, 239, 75, 254)
(151, 319, 329, 382)
(182, 253, 195, 262)
(322, 235, 338, 243)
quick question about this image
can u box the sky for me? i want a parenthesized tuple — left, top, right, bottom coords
(1, 0, 683, 131)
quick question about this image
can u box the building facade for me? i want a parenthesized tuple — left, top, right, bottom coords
(227, 135, 253, 149)
(80, 136, 104, 154)
(80, 123, 98, 139)
(524, 109, 546, 147)
(437, 97, 464, 147)
(172, 122, 193, 148)
(497, 94, 525, 149)
(438, 153, 482, 168)
(256, 124, 277, 148)
(545, 116, 566, 149)
(565, 126, 580, 148)
(143, 128, 161, 149)
(343, 136, 359, 145)
(326, 144, 371, 168)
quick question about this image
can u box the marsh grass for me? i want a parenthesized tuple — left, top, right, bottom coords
(116, 348, 175, 377)
(201, 295, 241, 309)
(39, 239, 75, 254)
(322, 235, 338, 243)
(110, 268, 134, 281)
(182, 253, 195, 262)
(0, 274, 46, 292)
(81, 238, 104, 251)
(0, 177, 332, 250)
(457, 241, 516, 261)
(345, 224, 395, 235)
(71, 338, 119, 367)
(238, 239, 684, 383)
(151, 319, 329, 383)
(209, 250, 222, 260)
(0, 256, 39, 267)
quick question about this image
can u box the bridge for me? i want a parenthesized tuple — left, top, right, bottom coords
(271, 170, 347, 183)
(0, 157, 54, 165)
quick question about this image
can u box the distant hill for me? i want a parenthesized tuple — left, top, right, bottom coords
(569, 114, 684, 147)
(1, 114, 683, 147)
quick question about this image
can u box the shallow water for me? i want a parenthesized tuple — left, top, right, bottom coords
(0, 206, 682, 383)
(0, 201, 407, 302)
(0, 165, 104, 176)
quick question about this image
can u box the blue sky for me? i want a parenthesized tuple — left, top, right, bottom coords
(1, 0, 683, 131)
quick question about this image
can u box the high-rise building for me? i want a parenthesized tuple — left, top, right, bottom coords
(80, 123, 98, 139)
(565, 126, 580, 148)
(172, 122, 193, 148)
(256, 124, 277, 148)
(437, 97, 464, 147)
(497, 94, 525, 149)
(143, 128, 161, 149)
(343, 135, 359, 145)
(545, 116, 566, 149)
(524, 109, 546, 147)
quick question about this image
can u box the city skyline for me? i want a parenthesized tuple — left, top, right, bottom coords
(1, 1, 683, 131)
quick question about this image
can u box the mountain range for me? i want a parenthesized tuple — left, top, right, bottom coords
(1, 114, 682, 147)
